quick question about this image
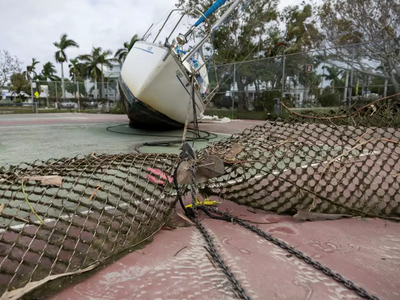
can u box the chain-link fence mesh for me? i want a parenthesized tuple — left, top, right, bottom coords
(199, 96, 400, 220)
(206, 39, 400, 118)
(8, 79, 122, 112)
(1, 38, 400, 298)
(0, 153, 178, 299)
(1, 95, 400, 298)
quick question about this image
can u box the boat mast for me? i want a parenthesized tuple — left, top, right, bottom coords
(177, 0, 243, 60)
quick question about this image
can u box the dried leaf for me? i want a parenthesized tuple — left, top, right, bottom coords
(176, 211, 195, 225)
(89, 185, 102, 201)
(224, 144, 243, 163)
(0, 203, 4, 214)
(294, 210, 352, 222)
(176, 156, 225, 184)
(196, 155, 225, 180)
(23, 176, 63, 186)
(0, 262, 99, 300)
(176, 161, 193, 184)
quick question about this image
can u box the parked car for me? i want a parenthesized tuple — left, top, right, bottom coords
(59, 101, 75, 109)
(81, 100, 97, 108)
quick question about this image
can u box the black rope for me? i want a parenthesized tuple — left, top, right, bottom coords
(106, 123, 218, 153)
(106, 123, 217, 140)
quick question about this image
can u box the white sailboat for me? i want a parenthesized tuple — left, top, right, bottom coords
(119, 0, 243, 129)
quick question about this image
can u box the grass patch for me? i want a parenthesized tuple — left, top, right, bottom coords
(205, 109, 278, 120)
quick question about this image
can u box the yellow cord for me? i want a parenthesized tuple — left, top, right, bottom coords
(185, 198, 219, 208)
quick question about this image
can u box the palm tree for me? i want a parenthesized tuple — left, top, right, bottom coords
(68, 58, 83, 82)
(114, 34, 139, 64)
(68, 58, 85, 101)
(23, 58, 40, 102)
(98, 49, 118, 98)
(25, 58, 40, 80)
(322, 65, 344, 93)
(54, 33, 79, 100)
(41, 62, 58, 81)
(79, 47, 118, 99)
(78, 47, 101, 99)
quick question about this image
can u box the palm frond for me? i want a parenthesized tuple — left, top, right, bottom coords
(77, 55, 93, 63)
(128, 34, 139, 50)
(102, 49, 113, 57)
(63, 39, 79, 48)
(114, 48, 127, 60)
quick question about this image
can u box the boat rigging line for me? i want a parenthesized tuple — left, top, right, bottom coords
(105, 124, 218, 153)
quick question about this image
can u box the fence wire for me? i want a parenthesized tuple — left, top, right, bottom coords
(208, 38, 400, 112)
(199, 96, 400, 220)
(0, 153, 178, 299)
(0, 96, 399, 299)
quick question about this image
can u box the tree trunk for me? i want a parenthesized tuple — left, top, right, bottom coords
(74, 68, 77, 100)
(101, 64, 105, 99)
(94, 78, 98, 100)
(236, 72, 246, 110)
(388, 72, 400, 94)
(343, 71, 349, 106)
(303, 87, 309, 106)
(30, 78, 34, 103)
(61, 62, 65, 101)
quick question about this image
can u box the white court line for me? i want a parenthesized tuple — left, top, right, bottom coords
(208, 131, 232, 137)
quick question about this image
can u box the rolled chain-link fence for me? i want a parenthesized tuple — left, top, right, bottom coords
(0, 153, 178, 299)
(199, 96, 400, 220)
(0, 96, 399, 299)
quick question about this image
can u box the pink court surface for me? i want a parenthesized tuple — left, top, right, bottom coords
(1, 113, 399, 300)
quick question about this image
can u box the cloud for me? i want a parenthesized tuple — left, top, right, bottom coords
(0, 0, 300, 76)
(0, 0, 183, 74)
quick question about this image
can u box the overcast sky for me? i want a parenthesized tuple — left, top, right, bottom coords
(0, 0, 296, 75)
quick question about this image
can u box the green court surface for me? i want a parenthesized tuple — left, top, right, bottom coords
(0, 123, 225, 166)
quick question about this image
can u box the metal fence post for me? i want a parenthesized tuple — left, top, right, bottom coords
(232, 63, 236, 119)
(281, 55, 286, 115)
(55, 83, 58, 108)
(348, 46, 355, 107)
(30, 79, 34, 104)
(344, 71, 349, 105)
(384, 79, 388, 97)
(77, 81, 80, 112)
(106, 82, 110, 113)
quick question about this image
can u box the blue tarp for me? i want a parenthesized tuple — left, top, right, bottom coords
(194, 0, 228, 27)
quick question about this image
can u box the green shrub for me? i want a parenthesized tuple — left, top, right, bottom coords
(253, 91, 280, 112)
(318, 92, 338, 107)
(110, 100, 125, 114)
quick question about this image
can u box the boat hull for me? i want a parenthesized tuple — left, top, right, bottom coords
(119, 78, 183, 129)
(120, 41, 207, 129)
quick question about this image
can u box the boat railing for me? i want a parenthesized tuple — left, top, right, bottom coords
(151, 9, 185, 44)
(150, 8, 212, 46)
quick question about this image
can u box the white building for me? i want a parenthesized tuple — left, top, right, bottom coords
(226, 76, 310, 109)
(84, 63, 121, 100)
